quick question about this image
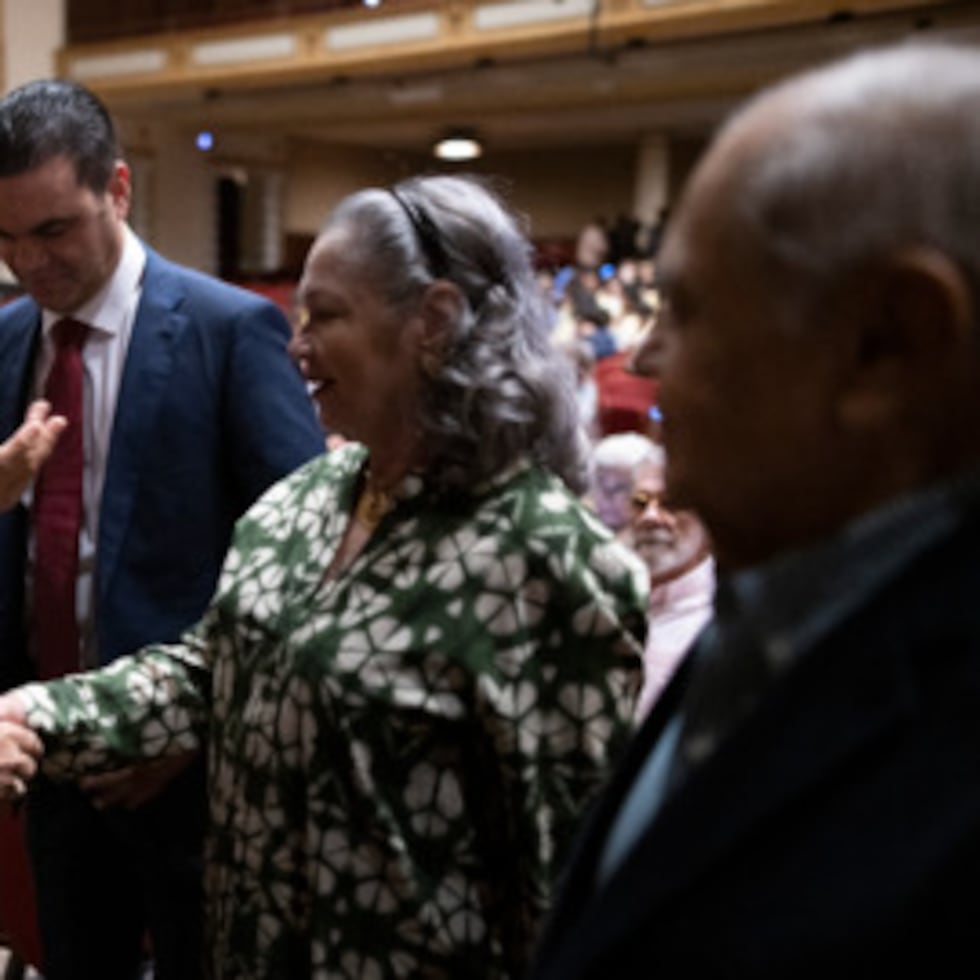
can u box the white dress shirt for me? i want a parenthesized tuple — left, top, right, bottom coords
(29, 225, 146, 668)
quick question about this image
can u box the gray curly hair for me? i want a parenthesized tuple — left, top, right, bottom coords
(322, 174, 589, 494)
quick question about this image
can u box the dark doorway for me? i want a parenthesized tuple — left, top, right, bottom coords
(216, 175, 243, 280)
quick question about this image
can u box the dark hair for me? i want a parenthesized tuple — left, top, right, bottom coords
(0, 79, 119, 192)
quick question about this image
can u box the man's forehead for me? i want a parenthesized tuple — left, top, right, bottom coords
(0, 155, 91, 206)
(680, 98, 790, 217)
(0, 159, 95, 231)
(656, 158, 732, 283)
(659, 109, 787, 289)
(596, 464, 633, 485)
(633, 459, 665, 490)
(0, 152, 83, 187)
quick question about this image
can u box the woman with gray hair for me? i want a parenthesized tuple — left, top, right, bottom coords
(0, 175, 647, 978)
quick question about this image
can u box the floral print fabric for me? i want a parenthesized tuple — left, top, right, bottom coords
(22, 444, 648, 979)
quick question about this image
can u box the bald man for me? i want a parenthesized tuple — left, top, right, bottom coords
(531, 42, 980, 978)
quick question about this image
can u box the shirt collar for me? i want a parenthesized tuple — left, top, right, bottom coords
(649, 556, 715, 615)
(41, 224, 146, 337)
(344, 442, 535, 504)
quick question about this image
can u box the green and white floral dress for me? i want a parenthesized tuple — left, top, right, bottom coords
(21, 444, 648, 979)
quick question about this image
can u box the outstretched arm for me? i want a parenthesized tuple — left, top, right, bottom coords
(0, 400, 67, 511)
(5, 631, 212, 787)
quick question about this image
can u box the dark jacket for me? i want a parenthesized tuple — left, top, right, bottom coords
(531, 493, 980, 978)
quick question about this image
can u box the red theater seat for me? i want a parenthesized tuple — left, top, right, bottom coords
(595, 351, 657, 436)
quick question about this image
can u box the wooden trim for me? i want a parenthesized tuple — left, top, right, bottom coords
(58, 0, 954, 100)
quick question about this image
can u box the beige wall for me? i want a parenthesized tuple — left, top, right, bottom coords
(123, 132, 650, 274)
(284, 139, 637, 244)
(144, 123, 217, 273)
(468, 143, 637, 239)
(2, 0, 63, 91)
(284, 140, 428, 236)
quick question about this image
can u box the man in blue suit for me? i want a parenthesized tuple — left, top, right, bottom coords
(531, 42, 980, 978)
(0, 80, 324, 980)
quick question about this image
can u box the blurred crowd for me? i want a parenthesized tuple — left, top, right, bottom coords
(542, 215, 665, 446)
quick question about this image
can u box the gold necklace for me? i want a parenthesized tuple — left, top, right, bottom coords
(354, 482, 394, 530)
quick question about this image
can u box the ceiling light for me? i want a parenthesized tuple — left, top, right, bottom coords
(433, 130, 483, 162)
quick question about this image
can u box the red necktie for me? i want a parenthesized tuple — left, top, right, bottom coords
(32, 318, 88, 680)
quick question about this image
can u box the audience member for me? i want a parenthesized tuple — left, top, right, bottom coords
(622, 446, 713, 718)
(581, 307, 617, 361)
(0, 79, 324, 979)
(590, 431, 658, 532)
(564, 267, 604, 324)
(594, 269, 623, 320)
(0, 174, 647, 978)
(608, 280, 654, 353)
(607, 212, 641, 266)
(635, 206, 670, 259)
(531, 42, 980, 977)
(574, 216, 609, 271)
(591, 434, 713, 718)
(635, 256, 659, 308)
(564, 339, 599, 441)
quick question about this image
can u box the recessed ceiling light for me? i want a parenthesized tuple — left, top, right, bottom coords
(433, 131, 483, 161)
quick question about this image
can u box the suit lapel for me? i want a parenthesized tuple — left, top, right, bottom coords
(539, 618, 915, 978)
(0, 300, 42, 437)
(97, 251, 185, 600)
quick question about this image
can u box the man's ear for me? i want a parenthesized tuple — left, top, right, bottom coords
(415, 280, 464, 373)
(836, 247, 975, 432)
(108, 160, 132, 220)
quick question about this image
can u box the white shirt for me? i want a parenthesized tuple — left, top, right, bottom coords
(635, 556, 715, 721)
(29, 225, 146, 668)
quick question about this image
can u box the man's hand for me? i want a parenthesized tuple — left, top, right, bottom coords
(0, 400, 68, 511)
(81, 751, 198, 810)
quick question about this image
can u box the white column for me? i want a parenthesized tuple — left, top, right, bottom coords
(2, 0, 65, 90)
(260, 171, 283, 273)
(152, 124, 218, 274)
(239, 169, 284, 274)
(633, 133, 670, 227)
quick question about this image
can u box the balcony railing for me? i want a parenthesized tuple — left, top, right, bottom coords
(59, 0, 961, 99)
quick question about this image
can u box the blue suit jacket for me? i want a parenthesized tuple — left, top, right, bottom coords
(0, 246, 324, 688)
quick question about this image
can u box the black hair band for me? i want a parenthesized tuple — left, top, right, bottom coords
(389, 187, 451, 279)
